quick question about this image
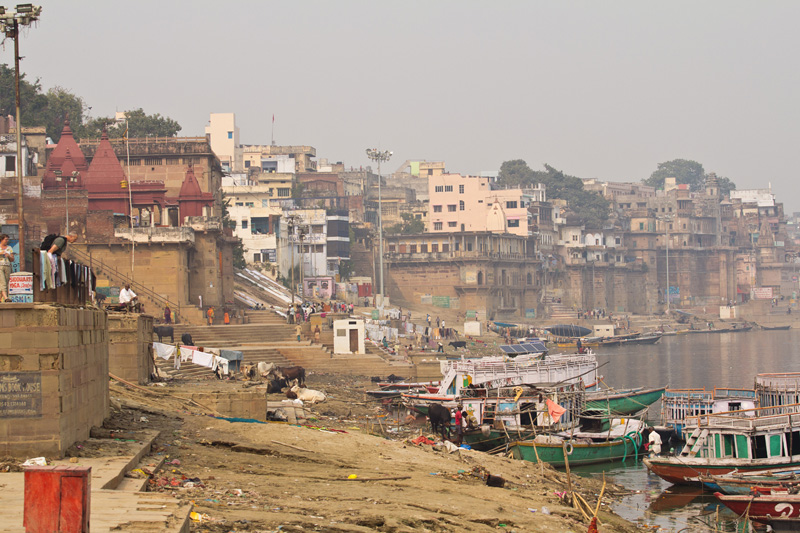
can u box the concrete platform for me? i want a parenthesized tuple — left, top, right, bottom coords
(0, 430, 192, 532)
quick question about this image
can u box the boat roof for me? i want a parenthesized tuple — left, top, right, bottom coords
(500, 341, 547, 355)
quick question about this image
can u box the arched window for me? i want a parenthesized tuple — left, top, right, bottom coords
(477, 271, 484, 285)
(459, 200, 465, 211)
(527, 273, 532, 285)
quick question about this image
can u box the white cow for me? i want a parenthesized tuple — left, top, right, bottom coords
(290, 384, 326, 404)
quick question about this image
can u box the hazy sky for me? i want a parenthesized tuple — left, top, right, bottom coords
(3, 1, 799, 210)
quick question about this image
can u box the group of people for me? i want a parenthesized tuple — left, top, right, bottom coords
(451, 404, 478, 445)
(205, 307, 231, 326)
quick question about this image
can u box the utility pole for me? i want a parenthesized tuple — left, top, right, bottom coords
(365, 148, 392, 311)
(1, 4, 43, 270)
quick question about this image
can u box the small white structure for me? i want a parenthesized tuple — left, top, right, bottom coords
(592, 325, 615, 338)
(333, 319, 365, 355)
(464, 321, 482, 336)
(720, 305, 739, 319)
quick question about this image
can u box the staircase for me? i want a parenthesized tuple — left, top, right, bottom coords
(68, 246, 193, 324)
(157, 309, 413, 380)
(680, 427, 709, 457)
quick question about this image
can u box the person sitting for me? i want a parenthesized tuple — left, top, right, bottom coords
(118, 283, 140, 312)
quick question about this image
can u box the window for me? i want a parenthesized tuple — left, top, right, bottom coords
(507, 219, 519, 228)
(277, 188, 291, 197)
(639, 222, 644, 230)
(241, 220, 248, 229)
(433, 205, 442, 213)
(459, 201, 465, 211)
(431, 244, 438, 252)
(506, 201, 518, 209)
(144, 157, 162, 166)
(615, 237, 621, 245)
(448, 205, 457, 212)
(435, 185, 444, 193)
(245, 161, 251, 168)
(253, 253, 260, 262)
(459, 184, 464, 194)
(421, 244, 428, 252)
(448, 221, 457, 227)
(410, 245, 417, 253)
(227, 131, 233, 139)
(444, 185, 453, 192)
(434, 222, 443, 230)
(572, 235, 578, 241)
(5, 156, 15, 172)
(245, 202, 254, 207)
(235, 202, 244, 207)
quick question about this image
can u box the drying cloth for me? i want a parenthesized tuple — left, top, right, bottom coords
(180, 346, 196, 362)
(153, 342, 176, 360)
(545, 398, 567, 423)
(211, 356, 229, 375)
(191, 350, 215, 368)
(205, 347, 221, 356)
(39, 251, 49, 290)
(59, 258, 67, 285)
(48, 253, 57, 289)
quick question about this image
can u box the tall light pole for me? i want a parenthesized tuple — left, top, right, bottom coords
(365, 148, 392, 309)
(1, 4, 43, 270)
(55, 170, 78, 232)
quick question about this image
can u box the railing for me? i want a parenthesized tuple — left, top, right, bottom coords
(68, 246, 184, 323)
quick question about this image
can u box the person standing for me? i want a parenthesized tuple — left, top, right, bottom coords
(164, 306, 172, 324)
(207, 306, 215, 326)
(0, 234, 14, 303)
(223, 309, 230, 325)
(454, 406, 464, 445)
(314, 324, 321, 343)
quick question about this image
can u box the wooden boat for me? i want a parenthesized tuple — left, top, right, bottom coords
(545, 324, 592, 337)
(644, 403, 800, 485)
(762, 324, 792, 331)
(714, 492, 800, 526)
(620, 333, 662, 345)
(509, 418, 646, 467)
(700, 468, 800, 495)
(585, 386, 666, 416)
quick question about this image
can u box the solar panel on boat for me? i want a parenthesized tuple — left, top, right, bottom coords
(500, 345, 515, 354)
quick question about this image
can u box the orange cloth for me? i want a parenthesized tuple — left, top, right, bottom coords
(587, 517, 598, 533)
(223, 312, 230, 324)
(545, 398, 567, 423)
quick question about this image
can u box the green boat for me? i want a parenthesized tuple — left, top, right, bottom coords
(508, 420, 646, 467)
(584, 386, 666, 416)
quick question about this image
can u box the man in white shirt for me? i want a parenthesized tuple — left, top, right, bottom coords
(119, 284, 139, 312)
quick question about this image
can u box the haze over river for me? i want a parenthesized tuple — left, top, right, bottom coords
(570, 329, 800, 531)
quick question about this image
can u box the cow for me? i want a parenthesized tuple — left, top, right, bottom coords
(266, 378, 288, 393)
(181, 333, 194, 346)
(272, 365, 306, 387)
(290, 384, 326, 404)
(386, 374, 405, 383)
(427, 403, 451, 440)
(153, 325, 174, 343)
(448, 341, 467, 349)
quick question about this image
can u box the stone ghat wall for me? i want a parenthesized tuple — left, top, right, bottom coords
(0, 304, 109, 458)
(108, 313, 154, 385)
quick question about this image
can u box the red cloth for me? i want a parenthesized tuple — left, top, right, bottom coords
(545, 399, 567, 423)
(411, 436, 436, 446)
(587, 517, 598, 533)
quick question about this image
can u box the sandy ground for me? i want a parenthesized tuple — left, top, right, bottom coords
(73, 374, 643, 533)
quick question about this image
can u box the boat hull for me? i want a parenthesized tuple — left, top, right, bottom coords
(715, 492, 800, 522)
(510, 438, 641, 467)
(644, 457, 800, 485)
(585, 387, 666, 415)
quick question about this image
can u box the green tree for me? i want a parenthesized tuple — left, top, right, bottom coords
(498, 161, 610, 227)
(0, 63, 48, 130)
(82, 108, 181, 138)
(43, 87, 87, 142)
(385, 212, 426, 235)
(716, 176, 737, 196)
(644, 159, 705, 191)
(497, 159, 534, 187)
(338, 259, 354, 281)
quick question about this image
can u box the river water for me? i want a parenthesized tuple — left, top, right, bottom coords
(567, 329, 800, 531)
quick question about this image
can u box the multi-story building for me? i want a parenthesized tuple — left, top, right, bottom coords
(205, 113, 239, 172)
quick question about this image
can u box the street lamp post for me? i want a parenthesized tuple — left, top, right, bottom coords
(365, 148, 392, 310)
(55, 170, 78, 232)
(1, 4, 43, 270)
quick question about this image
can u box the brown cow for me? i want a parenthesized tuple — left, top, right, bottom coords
(272, 365, 306, 387)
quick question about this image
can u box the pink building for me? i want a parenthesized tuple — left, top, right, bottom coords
(428, 173, 543, 237)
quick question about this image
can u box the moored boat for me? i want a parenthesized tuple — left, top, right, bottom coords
(645, 403, 800, 485)
(714, 492, 800, 527)
(585, 386, 666, 416)
(700, 468, 800, 494)
(509, 418, 646, 467)
(660, 387, 757, 440)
